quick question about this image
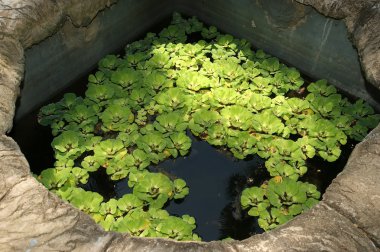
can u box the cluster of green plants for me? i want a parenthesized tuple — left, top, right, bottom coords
(241, 177, 320, 230)
(37, 12, 380, 239)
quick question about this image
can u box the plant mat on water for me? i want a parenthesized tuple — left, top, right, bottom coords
(36, 13, 380, 241)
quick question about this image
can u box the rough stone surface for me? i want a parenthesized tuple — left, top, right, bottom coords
(0, 135, 29, 198)
(0, 36, 23, 134)
(59, 0, 117, 27)
(0, 0, 63, 47)
(0, 0, 115, 133)
(295, 0, 380, 93)
(234, 203, 377, 252)
(323, 126, 380, 247)
(0, 0, 379, 251)
(353, 7, 380, 88)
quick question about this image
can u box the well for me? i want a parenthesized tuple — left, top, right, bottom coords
(0, 0, 379, 251)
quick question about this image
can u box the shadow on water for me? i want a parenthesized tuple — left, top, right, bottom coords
(147, 132, 268, 241)
(301, 140, 356, 194)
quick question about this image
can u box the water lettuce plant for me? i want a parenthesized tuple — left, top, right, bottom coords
(241, 178, 320, 231)
(169, 132, 192, 157)
(37, 12, 380, 240)
(154, 111, 188, 135)
(100, 104, 134, 132)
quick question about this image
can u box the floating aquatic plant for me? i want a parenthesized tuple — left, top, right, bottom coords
(37, 12, 380, 240)
(241, 178, 320, 231)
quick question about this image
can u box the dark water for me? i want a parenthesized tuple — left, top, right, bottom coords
(148, 133, 268, 240)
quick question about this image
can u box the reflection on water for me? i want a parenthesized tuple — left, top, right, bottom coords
(146, 133, 268, 241)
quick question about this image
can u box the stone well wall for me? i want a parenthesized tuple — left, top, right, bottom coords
(0, 0, 379, 251)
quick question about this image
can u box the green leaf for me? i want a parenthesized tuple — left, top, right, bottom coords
(206, 124, 227, 146)
(69, 188, 104, 213)
(81, 156, 100, 172)
(155, 216, 195, 240)
(99, 199, 118, 215)
(215, 59, 246, 82)
(173, 179, 189, 199)
(88, 71, 107, 85)
(111, 68, 141, 90)
(145, 71, 173, 92)
(245, 93, 272, 112)
(99, 214, 116, 231)
(307, 79, 336, 96)
(252, 110, 284, 135)
(220, 105, 253, 130)
(260, 57, 280, 74)
(99, 55, 121, 70)
(51, 131, 85, 159)
(38, 103, 63, 126)
(201, 25, 219, 39)
(241, 187, 266, 209)
(94, 139, 125, 159)
(38, 168, 72, 189)
(227, 131, 257, 159)
(209, 87, 240, 107)
(250, 76, 272, 95)
(288, 204, 303, 215)
(137, 131, 168, 155)
(169, 132, 192, 156)
(155, 87, 190, 111)
(100, 104, 134, 132)
(176, 71, 212, 91)
(133, 172, 174, 208)
(159, 25, 187, 43)
(115, 213, 151, 236)
(189, 108, 221, 136)
(71, 167, 89, 184)
(85, 84, 115, 106)
(154, 111, 188, 134)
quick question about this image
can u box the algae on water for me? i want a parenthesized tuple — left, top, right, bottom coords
(37, 12, 380, 240)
